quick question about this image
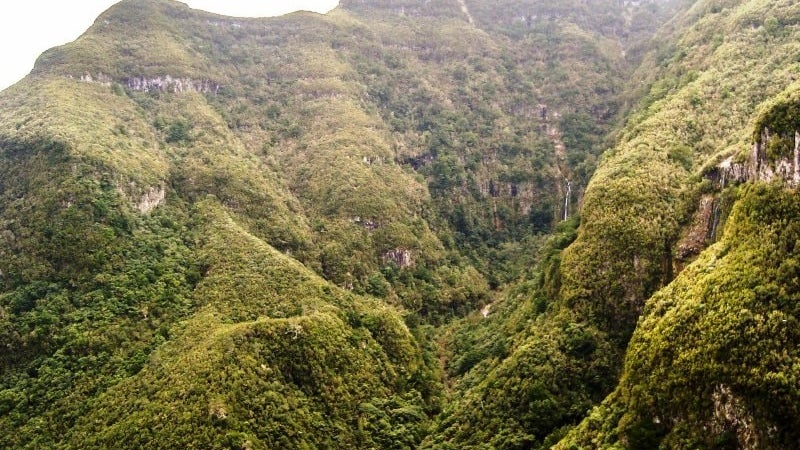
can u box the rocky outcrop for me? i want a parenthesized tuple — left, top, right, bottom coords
(707, 155, 748, 188)
(78, 72, 112, 85)
(75, 72, 220, 95)
(340, 0, 466, 20)
(136, 185, 166, 213)
(362, 156, 387, 165)
(456, 0, 474, 24)
(351, 216, 379, 230)
(748, 128, 800, 187)
(383, 248, 413, 268)
(126, 76, 220, 94)
(706, 128, 800, 189)
(477, 179, 537, 214)
(541, 106, 578, 221)
(674, 195, 719, 265)
(711, 384, 760, 450)
(117, 182, 166, 214)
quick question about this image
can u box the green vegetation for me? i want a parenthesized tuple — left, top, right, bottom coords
(422, 219, 624, 449)
(2, 0, 800, 448)
(557, 183, 800, 449)
(60, 199, 437, 449)
(422, 0, 800, 447)
(551, 0, 800, 447)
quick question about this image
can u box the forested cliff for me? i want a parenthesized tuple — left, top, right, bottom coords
(0, 0, 798, 448)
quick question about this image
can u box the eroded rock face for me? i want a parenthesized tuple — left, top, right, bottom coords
(383, 248, 413, 268)
(137, 185, 166, 213)
(748, 128, 800, 188)
(79, 72, 112, 85)
(675, 194, 718, 261)
(126, 76, 220, 94)
(708, 128, 800, 188)
(117, 182, 166, 214)
(711, 384, 760, 450)
(709, 155, 748, 187)
(75, 72, 220, 94)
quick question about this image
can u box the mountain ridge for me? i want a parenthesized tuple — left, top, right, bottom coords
(2, 0, 799, 448)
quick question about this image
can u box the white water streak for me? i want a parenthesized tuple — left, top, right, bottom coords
(457, 0, 475, 25)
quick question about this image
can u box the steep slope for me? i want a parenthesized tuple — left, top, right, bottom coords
(550, 0, 800, 447)
(7, 0, 783, 448)
(337, 0, 684, 284)
(60, 199, 434, 449)
(0, 2, 441, 447)
(558, 0, 800, 341)
(0, 0, 672, 447)
(425, 0, 800, 448)
(30, 0, 487, 317)
(0, 71, 436, 450)
(557, 182, 800, 449)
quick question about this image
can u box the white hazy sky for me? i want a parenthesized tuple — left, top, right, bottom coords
(0, 0, 340, 91)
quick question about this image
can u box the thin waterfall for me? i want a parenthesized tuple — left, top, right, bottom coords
(794, 130, 800, 187)
(563, 179, 571, 221)
(709, 198, 722, 242)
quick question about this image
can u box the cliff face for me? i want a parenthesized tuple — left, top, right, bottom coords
(710, 127, 800, 189)
(720, 87, 800, 188)
(557, 182, 800, 450)
(339, 0, 468, 19)
(679, 90, 800, 270)
(552, 0, 800, 447)
(429, 0, 800, 446)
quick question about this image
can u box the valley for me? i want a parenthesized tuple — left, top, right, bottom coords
(1, 0, 799, 448)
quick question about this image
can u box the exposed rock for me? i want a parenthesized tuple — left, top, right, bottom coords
(351, 216, 379, 230)
(78, 72, 112, 86)
(383, 248, 413, 268)
(403, 153, 434, 170)
(675, 195, 718, 264)
(749, 128, 800, 187)
(710, 128, 800, 188)
(136, 185, 166, 213)
(456, 0, 474, 25)
(206, 20, 243, 29)
(362, 156, 386, 165)
(75, 72, 220, 95)
(126, 76, 220, 94)
(708, 155, 748, 187)
(711, 384, 760, 449)
(475, 179, 536, 214)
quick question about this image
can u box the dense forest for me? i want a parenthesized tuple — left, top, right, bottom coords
(1, 0, 799, 448)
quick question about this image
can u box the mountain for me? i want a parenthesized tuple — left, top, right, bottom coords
(554, 0, 800, 447)
(429, 0, 800, 448)
(1, 0, 799, 448)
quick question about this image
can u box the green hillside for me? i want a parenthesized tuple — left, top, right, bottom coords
(1, 0, 799, 448)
